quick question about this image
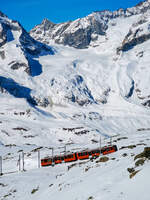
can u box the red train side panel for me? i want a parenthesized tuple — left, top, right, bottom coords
(41, 158, 52, 166)
(53, 156, 63, 164)
(76, 151, 89, 160)
(102, 145, 117, 155)
(64, 153, 77, 163)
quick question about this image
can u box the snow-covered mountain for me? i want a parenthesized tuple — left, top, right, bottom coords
(1, 1, 150, 199)
(30, 0, 150, 48)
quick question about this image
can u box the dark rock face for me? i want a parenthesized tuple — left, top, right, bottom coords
(118, 31, 150, 52)
(117, 10, 150, 53)
(53, 16, 108, 49)
(0, 50, 5, 59)
(9, 61, 28, 70)
(142, 100, 150, 107)
(31, 96, 50, 107)
(0, 24, 7, 47)
(30, 14, 109, 49)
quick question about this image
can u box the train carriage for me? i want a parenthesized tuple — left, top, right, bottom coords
(101, 145, 118, 155)
(76, 151, 89, 160)
(41, 157, 53, 166)
(64, 153, 77, 163)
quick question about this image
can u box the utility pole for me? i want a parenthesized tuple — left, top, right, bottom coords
(22, 152, 25, 171)
(64, 146, 66, 155)
(99, 137, 101, 154)
(49, 147, 54, 158)
(0, 156, 2, 176)
(38, 150, 40, 168)
(110, 136, 112, 146)
(52, 148, 54, 158)
(18, 154, 21, 171)
(58, 146, 66, 155)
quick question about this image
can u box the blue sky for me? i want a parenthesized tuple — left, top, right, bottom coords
(1, 0, 142, 31)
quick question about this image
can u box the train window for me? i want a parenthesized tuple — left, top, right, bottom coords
(92, 150, 97, 154)
(44, 159, 48, 162)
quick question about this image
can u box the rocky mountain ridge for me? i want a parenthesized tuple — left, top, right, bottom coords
(30, 0, 150, 49)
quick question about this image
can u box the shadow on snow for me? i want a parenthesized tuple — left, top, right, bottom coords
(0, 76, 56, 118)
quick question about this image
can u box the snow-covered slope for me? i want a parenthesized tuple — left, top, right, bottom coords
(1, 1, 150, 199)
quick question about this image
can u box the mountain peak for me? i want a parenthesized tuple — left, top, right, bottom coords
(0, 10, 7, 18)
(41, 18, 55, 25)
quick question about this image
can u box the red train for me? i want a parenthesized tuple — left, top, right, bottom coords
(41, 145, 117, 167)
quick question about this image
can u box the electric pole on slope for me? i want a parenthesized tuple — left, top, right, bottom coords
(22, 152, 25, 171)
(17, 154, 21, 171)
(0, 156, 2, 176)
(38, 150, 40, 168)
(99, 137, 101, 153)
(110, 136, 112, 146)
